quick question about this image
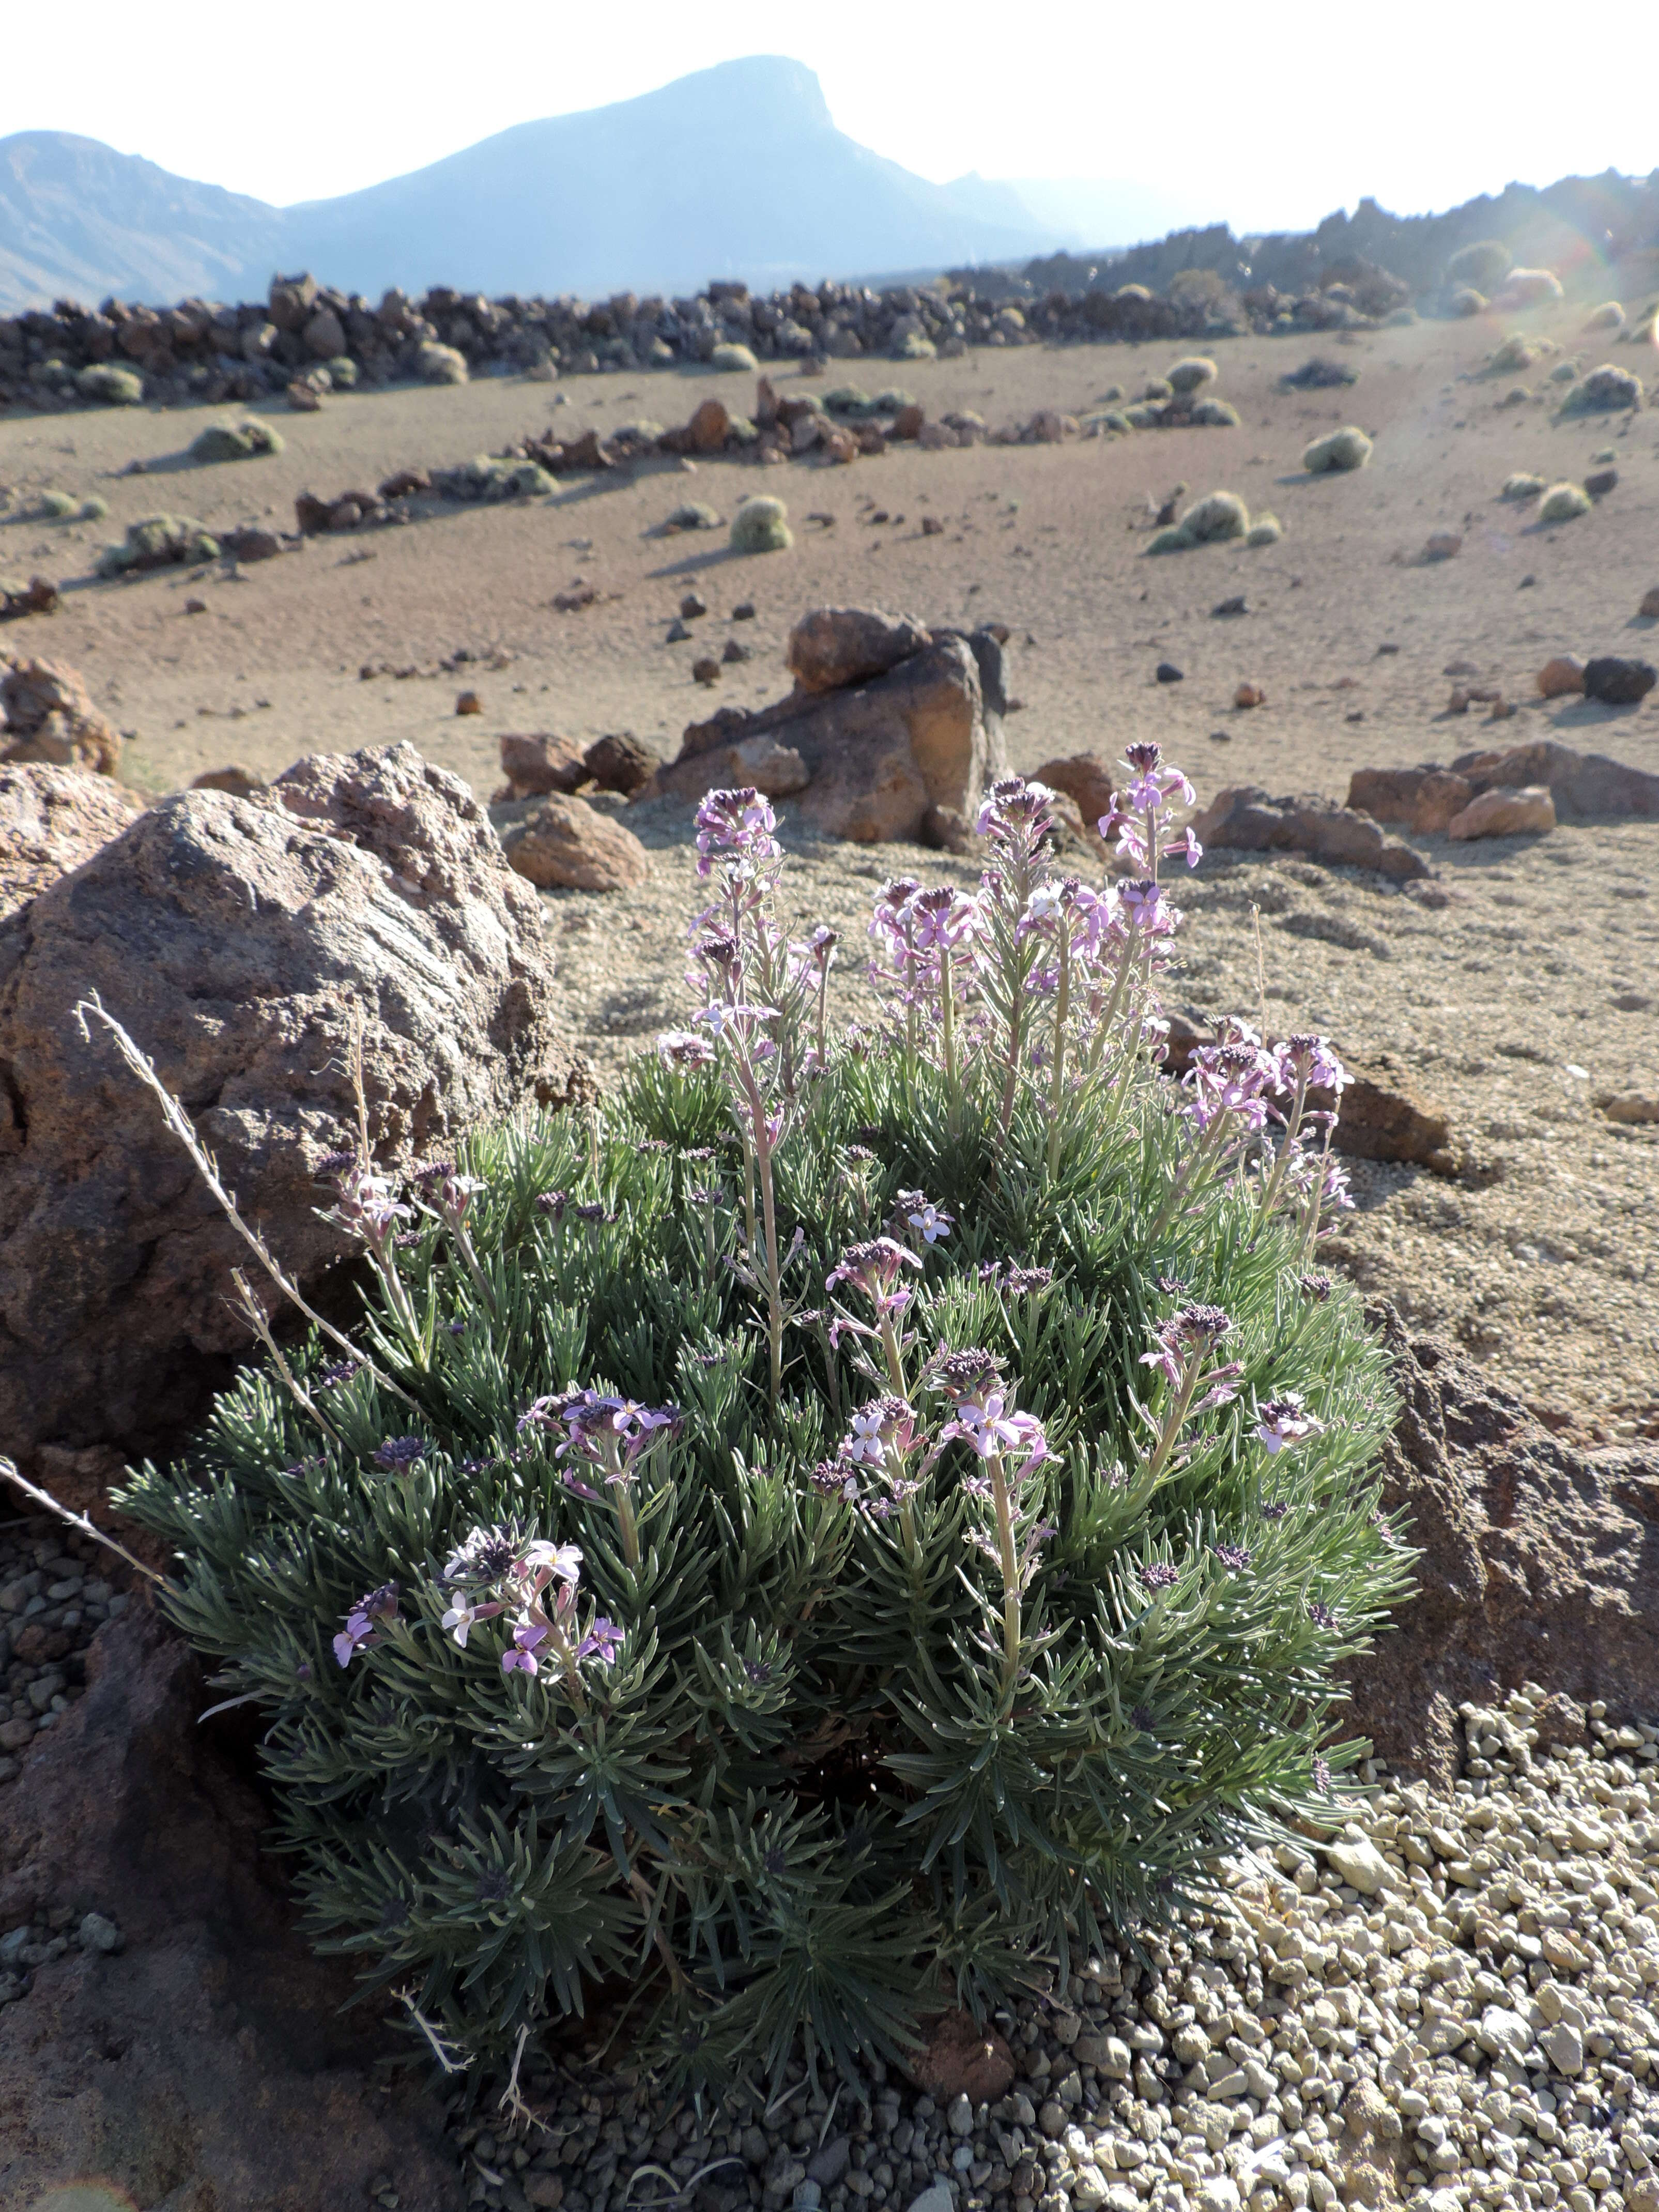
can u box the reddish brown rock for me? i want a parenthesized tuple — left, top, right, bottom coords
(1191, 786, 1430, 879)
(1163, 1024, 1454, 1171)
(658, 732, 810, 803)
(906, 2009, 1017, 2104)
(378, 467, 432, 500)
(0, 1608, 460, 2209)
(892, 403, 925, 440)
(1346, 765, 1475, 834)
(0, 763, 141, 924)
(0, 576, 59, 623)
(0, 742, 569, 1474)
(500, 794, 650, 891)
(190, 764, 267, 798)
(1451, 735, 1659, 818)
(786, 606, 931, 695)
(1536, 654, 1587, 699)
(583, 732, 656, 795)
(0, 653, 122, 776)
(688, 397, 730, 453)
(497, 730, 589, 800)
(1033, 751, 1115, 832)
(1447, 784, 1556, 839)
(1344, 1304, 1659, 1789)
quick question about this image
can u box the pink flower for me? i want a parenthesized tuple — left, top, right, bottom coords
(501, 1623, 547, 1677)
(1255, 1393, 1325, 1454)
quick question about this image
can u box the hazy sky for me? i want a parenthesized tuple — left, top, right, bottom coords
(6, 1, 1655, 231)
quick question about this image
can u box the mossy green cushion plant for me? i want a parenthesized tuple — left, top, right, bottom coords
(1500, 472, 1546, 502)
(37, 490, 79, 520)
(96, 515, 219, 575)
(730, 497, 792, 554)
(191, 419, 285, 463)
(1447, 239, 1511, 294)
(1245, 513, 1283, 546)
(1538, 481, 1591, 523)
(416, 342, 469, 386)
(1302, 426, 1373, 474)
(1165, 357, 1217, 394)
(116, 759, 1408, 2092)
(710, 343, 758, 374)
(75, 363, 144, 406)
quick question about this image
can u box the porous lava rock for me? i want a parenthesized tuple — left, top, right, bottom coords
(0, 1607, 460, 2210)
(0, 762, 140, 923)
(1447, 784, 1556, 839)
(1191, 787, 1430, 879)
(495, 730, 589, 801)
(1033, 751, 1116, 832)
(1345, 765, 1474, 835)
(662, 611, 1009, 843)
(905, 2008, 1017, 2103)
(1162, 1022, 1454, 1170)
(1344, 1304, 1659, 1790)
(1450, 736, 1659, 819)
(0, 652, 122, 776)
(583, 732, 656, 795)
(499, 794, 650, 892)
(0, 740, 573, 1477)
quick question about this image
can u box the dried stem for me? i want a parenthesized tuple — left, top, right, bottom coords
(232, 1269, 343, 1446)
(0, 1458, 165, 1587)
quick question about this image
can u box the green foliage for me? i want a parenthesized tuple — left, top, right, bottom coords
(730, 497, 792, 554)
(1166, 357, 1217, 395)
(894, 333, 937, 362)
(1123, 404, 1163, 429)
(75, 362, 145, 406)
(1559, 363, 1644, 414)
(417, 342, 469, 386)
(120, 772, 1408, 2097)
(1178, 490, 1249, 543)
(1583, 301, 1624, 332)
(823, 387, 875, 419)
(37, 489, 78, 520)
(326, 355, 360, 390)
(711, 343, 758, 373)
(1548, 360, 1579, 385)
(1538, 481, 1591, 523)
(1301, 426, 1372, 474)
(96, 514, 219, 576)
(1446, 286, 1486, 317)
(1190, 397, 1240, 427)
(1489, 333, 1543, 373)
(1142, 377, 1174, 402)
(1500, 472, 1545, 502)
(872, 388, 916, 416)
(191, 418, 285, 463)
(1245, 514, 1283, 546)
(1147, 526, 1191, 553)
(1447, 239, 1511, 294)
(664, 501, 722, 533)
(434, 455, 556, 502)
(79, 496, 109, 523)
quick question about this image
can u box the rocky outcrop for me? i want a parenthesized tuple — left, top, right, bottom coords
(0, 1606, 460, 2210)
(0, 741, 576, 1476)
(0, 652, 122, 775)
(1345, 765, 1474, 835)
(1163, 1021, 1455, 1171)
(498, 794, 651, 891)
(1192, 786, 1430, 879)
(1450, 737, 1659, 820)
(1345, 1304, 1659, 1790)
(660, 609, 1008, 844)
(1447, 784, 1556, 839)
(0, 762, 140, 923)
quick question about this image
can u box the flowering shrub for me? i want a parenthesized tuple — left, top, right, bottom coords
(120, 745, 1410, 2089)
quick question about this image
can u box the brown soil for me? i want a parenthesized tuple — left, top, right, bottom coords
(3, 300, 1655, 1424)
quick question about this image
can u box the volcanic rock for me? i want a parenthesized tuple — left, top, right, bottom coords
(497, 730, 589, 800)
(1449, 736, 1659, 818)
(786, 606, 932, 694)
(1033, 752, 1115, 833)
(0, 763, 141, 924)
(189, 764, 267, 798)
(0, 741, 570, 1476)
(499, 794, 650, 892)
(0, 653, 122, 776)
(1344, 1303, 1659, 1789)
(1191, 787, 1430, 879)
(1345, 765, 1474, 834)
(1581, 654, 1656, 705)
(1447, 785, 1556, 839)
(583, 732, 656, 795)
(1535, 654, 1587, 699)
(0, 1607, 460, 2208)
(658, 732, 810, 803)
(906, 2009, 1017, 2103)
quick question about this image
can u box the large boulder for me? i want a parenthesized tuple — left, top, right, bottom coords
(0, 741, 577, 1477)
(1450, 737, 1659, 820)
(1191, 786, 1430, 879)
(1345, 764, 1474, 834)
(787, 606, 932, 694)
(1344, 1304, 1659, 1790)
(0, 763, 140, 924)
(0, 1607, 461, 2209)
(0, 653, 122, 776)
(661, 617, 1009, 844)
(498, 794, 651, 892)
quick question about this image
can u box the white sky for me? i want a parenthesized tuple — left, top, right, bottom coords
(7, 1, 1656, 230)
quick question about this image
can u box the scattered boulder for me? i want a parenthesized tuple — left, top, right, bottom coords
(1191, 787, 1430, 879)
(787, 606, 932, 695)
(1582, 654, 1656, 705)
(1033, 752, 1115, 832)
(658, 732, 810, 803)
(663, 616, 1008, 844)
(96, 515, 218, 577)
(692, 656, 721, 686)
(0, 653, 122, 775)
(495, 731, 589, 801)
(0, 741, 571, 1474)
(1536, 654, 1587, 698)
(0, 762, 141, 923)
(583, 732, 656, 795)
(0, 1608, 460, 2209)
(1421, 531, 1462, 562)
(218, 525, 284, 563)
(1282, 357, 1359, 389)
(1600, 1092, 1659, 1126)
(378, 467, 432, 500)
(0, 576, 60, 623)
(1344, 1303, 1659, 1789)
(499, 794, 650, 892)
(1584, 467, 1618, 500)
(190, 764, 267, 798)
(1449, 736, 1659, 819)
(1233, 681, 1266, 710)
(455, 689, 482, 716)
(1346, 765, 1474, 834)
(1447, 784, 1556, 839)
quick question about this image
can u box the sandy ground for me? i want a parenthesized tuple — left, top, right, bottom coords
(2, 295, 1656, 1425)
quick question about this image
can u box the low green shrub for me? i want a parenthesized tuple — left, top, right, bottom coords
(823, 387, 875, 419)
(75, 363, 145, 407)
(1500, 472, 1546, 501)
(1142, 377, 1173, 402)
(1583, 301, 1624, 332)
(1446, 286, 1486, 317)
(1245, 514, 1283, 546)
(1179, 489, 1250, 542)
(1147, 525, 1192, 552)
(37, 489, 78, 520)
(1447, 239, 1511, 294)
(433, 456, 556, 502)
(1559, 364, 1643, 414)
(97, 514, 219, 575)
(417, 342, 469, 386)
(1302, 426, 1372, 474)
(664, 501, 721, 532)
(1123, 403, 1162, 429)
(895, 332, 936, 362)
(79, 496, 109, 523)
(1190, 397, 1240, 428)
(191, 419, 285, 463)
(1165, 357, 1217, 394)
(872, 388, 916, 416)
(1490, 333, 1543, 373)
(326, 356, 359, 390)
(116, 762, 1407, 2090)
(730, 496, 792, 554)
(1548, 360, 1579, 384)
(1538, 481, 1591, 523)
(1100, 383, 1125, 403)
(711, 343, 758, 374)
(727, 415, 759, 446)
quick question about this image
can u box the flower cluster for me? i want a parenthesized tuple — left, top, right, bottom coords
(1098, 741, 1203, 878)
(439, 1524, 621, 1686)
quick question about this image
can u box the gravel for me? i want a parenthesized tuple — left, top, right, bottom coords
(435, 1692, 1658, 2212)
(0, 1513, 131, 1787)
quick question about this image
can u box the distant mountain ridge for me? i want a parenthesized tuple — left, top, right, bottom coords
(0, 59, 1063, 312)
